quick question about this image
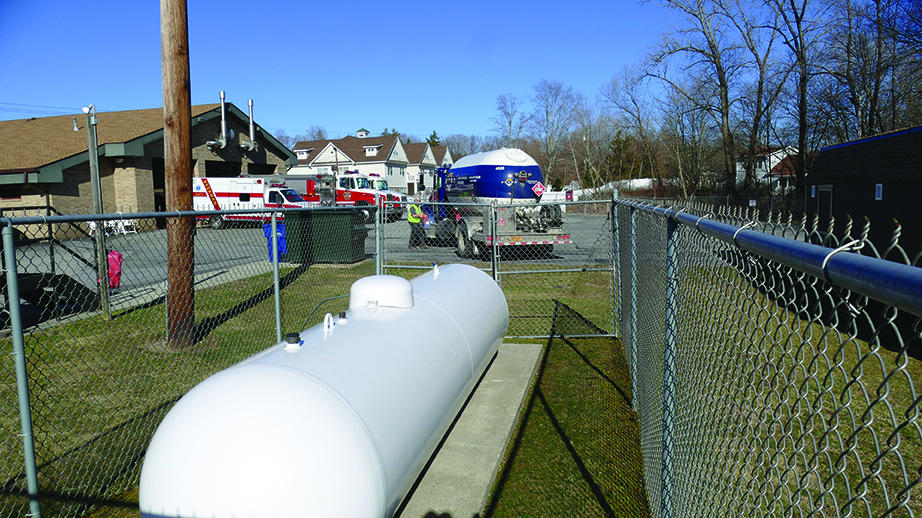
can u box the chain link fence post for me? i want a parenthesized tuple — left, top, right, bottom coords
(490, 202, 499, 284)
(375, 201, 383, 276)
(270, 211, 282, 343)
(629, 205, 639, 403)
(3, 224, 41, 518)
(660, 214, 679, 518)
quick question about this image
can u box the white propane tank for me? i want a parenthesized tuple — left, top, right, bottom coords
(139, 263, 508, 518)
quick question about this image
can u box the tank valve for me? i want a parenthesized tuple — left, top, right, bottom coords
(284, 332, 302, 352)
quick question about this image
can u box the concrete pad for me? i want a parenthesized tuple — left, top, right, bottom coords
(397, 342, 544, 518)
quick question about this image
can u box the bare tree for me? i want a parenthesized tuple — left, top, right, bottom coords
(600, 69, 663, 188)
(442, 134, 488, 158)
(307, 125, 328, 140)
(818, 0, 922, 138)
(661, 82, 722, 196)
(649, 0, 744, 192)
(767, 0, 832, 195)
(724, 0, 791, 190)
(490, 94, 531, 148)
(274, 130, 295, 149)
(529, 80, 583, 186)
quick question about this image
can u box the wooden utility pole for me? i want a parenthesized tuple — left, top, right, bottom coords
(161, 0, 195, 348)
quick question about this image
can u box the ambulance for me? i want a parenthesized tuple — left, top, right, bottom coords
(192, 177, 313, 229)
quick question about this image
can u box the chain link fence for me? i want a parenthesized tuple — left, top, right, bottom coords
(379, 198, 616, 338)
(617, 197, 921, 518)
(1, 206, 376, 518)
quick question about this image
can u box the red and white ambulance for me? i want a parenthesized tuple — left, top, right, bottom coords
(192, 177, 313, 229)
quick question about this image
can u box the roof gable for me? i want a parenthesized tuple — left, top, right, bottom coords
(403, 142, 436, 166)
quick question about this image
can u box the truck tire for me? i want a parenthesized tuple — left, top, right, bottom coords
(551, 204, 563, 225)
(541, 204, 563, 226)
(209, 215, 225, 230)
(355, 202, 375, 224)
(456, 222, 473, 258)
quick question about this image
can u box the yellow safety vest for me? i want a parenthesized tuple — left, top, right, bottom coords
(408, 204, 422, 223)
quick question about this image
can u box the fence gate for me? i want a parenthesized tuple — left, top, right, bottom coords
(380, 198, 616, 338)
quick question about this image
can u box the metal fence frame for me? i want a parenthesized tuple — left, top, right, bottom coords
(379, 198, 617, 339)
(0, 206, 376, 518)
(2, 198, 618, 518)
(616, 198, 922, 518)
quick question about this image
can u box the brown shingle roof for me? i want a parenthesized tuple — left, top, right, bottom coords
(294, 135, 404, 165)
(0, 104, 219, 171)
(403, 142, 428, 164)
(292, 139, 330, 165)
(430, 145, 451, 165)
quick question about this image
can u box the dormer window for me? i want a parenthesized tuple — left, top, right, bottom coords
(364, 145, 382, 157)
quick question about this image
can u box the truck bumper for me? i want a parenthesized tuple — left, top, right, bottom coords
(484, 234, 571, 246)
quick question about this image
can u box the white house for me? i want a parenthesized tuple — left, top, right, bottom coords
(403, 142, 438, 195)
(289, 131, 457, 194)
(735, 146, 797, 189)
(290, 131, 411, 192)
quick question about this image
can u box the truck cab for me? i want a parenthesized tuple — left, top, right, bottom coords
(266, 186, 308, 208)
(365, 173, 406, 221)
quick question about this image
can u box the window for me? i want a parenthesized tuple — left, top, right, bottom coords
(875, 183, 883, 200)
(0, 184, 22, 200)
(239, 193, 251, 202)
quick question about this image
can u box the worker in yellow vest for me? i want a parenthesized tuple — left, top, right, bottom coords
(407, 202, 428, 249)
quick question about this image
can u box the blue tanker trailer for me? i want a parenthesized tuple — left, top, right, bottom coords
(423, 148, 570, 258)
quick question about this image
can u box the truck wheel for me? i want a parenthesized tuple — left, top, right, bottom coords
(355, 202, 375, 223)
(209, 215, 225, 230)
(541, 204, 563, 226)
(456, 222, 472, 258)
(551, 204, 563, 225)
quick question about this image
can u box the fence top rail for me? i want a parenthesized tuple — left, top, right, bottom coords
(0, 205, 362, 226)
(387, 199, 610, 208)
(617, 199, 922, 318)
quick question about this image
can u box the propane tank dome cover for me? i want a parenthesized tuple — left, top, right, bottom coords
(349, 275, 414, 309)
(503, 148, 529, 163)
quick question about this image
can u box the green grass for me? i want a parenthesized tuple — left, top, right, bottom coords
(484, 335, 649, 517)
(0, 261, 374, 518)
(666, 262, 922, 516)
(2, 259, 624, 518)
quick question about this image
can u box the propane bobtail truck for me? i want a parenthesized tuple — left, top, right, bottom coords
(422, 148, 569, 258)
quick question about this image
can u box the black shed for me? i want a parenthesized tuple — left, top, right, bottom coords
(805, 126, 922, 255)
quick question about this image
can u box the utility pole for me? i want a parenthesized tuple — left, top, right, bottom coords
(161, 0, 195, 348)
(84, 105, 111, 318)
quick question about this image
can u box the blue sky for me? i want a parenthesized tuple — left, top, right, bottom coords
(0, 0, 677, 140)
